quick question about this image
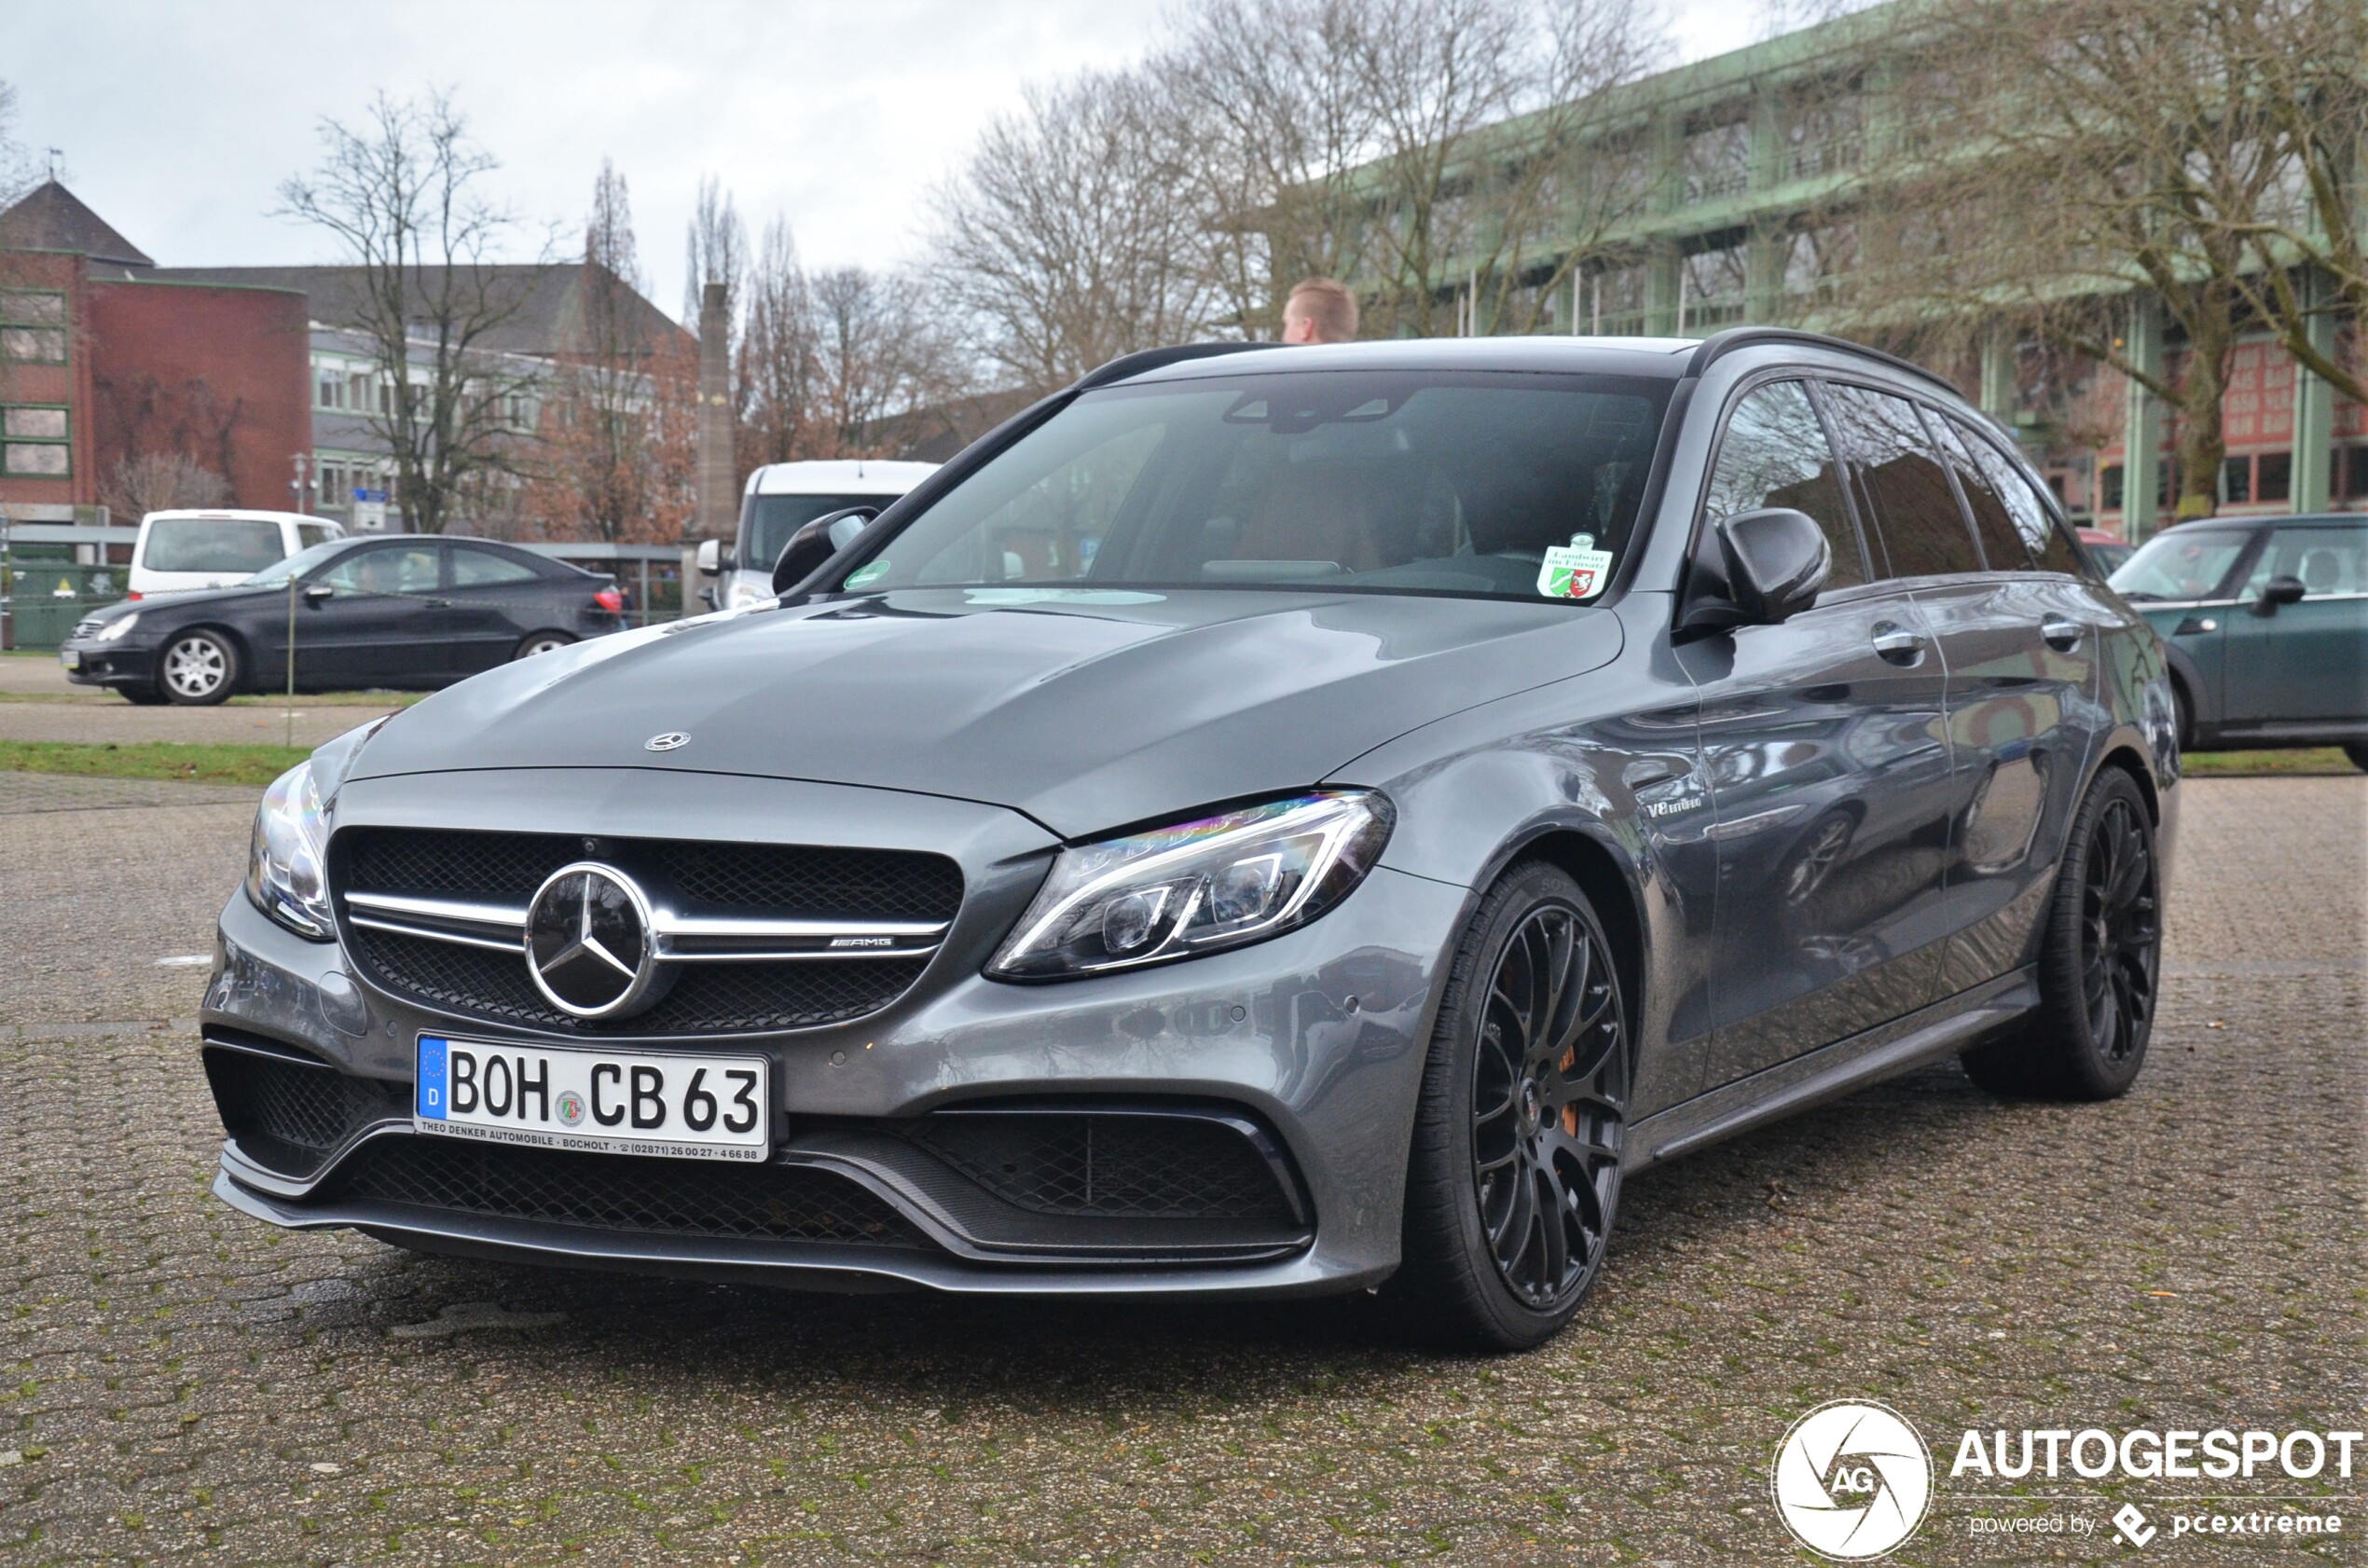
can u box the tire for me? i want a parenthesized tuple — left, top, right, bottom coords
(1961, 768, 2161, 1101)
(513, 631, 575, 660)
(2344, 743, 2368, 774)
(2170, 681, 2194, 753)
(157, 629, 239, 706)
(1391, 861, 1629, 1351)
(117, 685, 167, 706)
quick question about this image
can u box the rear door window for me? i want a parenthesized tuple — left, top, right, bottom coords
(1947, 415, 2083, 575)
(1703, 378, 1867, 590)
(1927, 416, 2031, 571)
(143, 517, 284, 573)
(1821, 383, 1983, 579)
(449, 546, 541, 586)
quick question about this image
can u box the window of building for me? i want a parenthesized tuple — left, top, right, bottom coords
(2256, 450, 2292, 504)
(1679, 234, 1748, 330)
(0, 404, 70, 476)
(2341, 446, 2368, 502)
(2101, 463, 2126, 512)
(0, 291, 68, 364)
(2222, 454, 2252, 505)
(1681, 104, 1751, 205)
(1703, 378, 1867, 590)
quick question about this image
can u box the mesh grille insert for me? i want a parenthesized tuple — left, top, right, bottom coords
(335, 827, 957, 1036)
(204, 1047, 409, 1176)
(910, 1112, 1296, 1222)
(326, 1137, 927, 1247)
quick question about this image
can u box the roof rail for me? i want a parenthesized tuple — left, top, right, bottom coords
(1071, 341, 1270, 391)
(1685, 327, 1962, 395)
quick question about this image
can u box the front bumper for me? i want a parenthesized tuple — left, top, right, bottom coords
(200, 768, 1464, 1298)
(58, 640, 158, 688)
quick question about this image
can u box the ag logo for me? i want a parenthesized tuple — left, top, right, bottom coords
(1770, 1400, 1933, 1560)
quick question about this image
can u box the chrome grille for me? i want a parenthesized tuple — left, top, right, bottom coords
(336, 827, 958, 1036)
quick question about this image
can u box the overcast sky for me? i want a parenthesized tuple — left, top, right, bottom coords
(13, 0, 1765, 324)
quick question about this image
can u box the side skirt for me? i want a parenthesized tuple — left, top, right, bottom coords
(1625, 967, 2037, 1173)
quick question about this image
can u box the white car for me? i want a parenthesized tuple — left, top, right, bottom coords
(697, 461, 937, 610)
(129, 510, 344, 598)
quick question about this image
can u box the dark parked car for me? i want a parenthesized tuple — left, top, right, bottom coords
(61, 535, 626, 704)
(2107, 514, 2368, 766)
(201, 330, 2177, 1349)
(2078, 526, 2133, 578)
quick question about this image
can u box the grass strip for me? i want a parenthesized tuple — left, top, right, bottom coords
(2182, 748, 2358, 777)
(0, 740, 309, 787)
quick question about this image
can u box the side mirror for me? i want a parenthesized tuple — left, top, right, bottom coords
(1675, 507, 1831, 637)
(2253, 573, 2306, 615)
(772, 505, 881, 596)
(302, 582, 336, 604)
(695, 538, 729, 575)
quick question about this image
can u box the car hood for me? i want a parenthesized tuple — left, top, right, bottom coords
(347, 586, 1625, 837)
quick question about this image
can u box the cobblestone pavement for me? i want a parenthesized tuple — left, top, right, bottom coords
(1, 774, 2360, 1566)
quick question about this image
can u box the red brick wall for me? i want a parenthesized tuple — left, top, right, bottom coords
(0, 250, 97, 510)
(86, 277, 311, 512)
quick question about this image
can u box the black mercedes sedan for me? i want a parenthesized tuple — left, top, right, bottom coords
(61, 534, 626, 704)
(199, 329, 2177, 1349)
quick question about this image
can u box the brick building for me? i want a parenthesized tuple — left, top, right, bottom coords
(0, 181, 312, 522)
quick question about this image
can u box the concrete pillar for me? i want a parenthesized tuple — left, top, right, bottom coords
(2122, 296, 2165, 543)
(1978, 328, 2016, 421)
(2291, 267, 2337, 514)
(695, 281, 736, 544)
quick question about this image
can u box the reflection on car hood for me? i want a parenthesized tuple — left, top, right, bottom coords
(348, 587, 1625, 836)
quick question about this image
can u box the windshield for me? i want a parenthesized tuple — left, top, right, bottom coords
(831, 371, 1672, 603)
(742, 493, 896, 574)
(243, 537, 365, 588)
(2108, 529, 2249, 600)
(143, 517, 284, 574)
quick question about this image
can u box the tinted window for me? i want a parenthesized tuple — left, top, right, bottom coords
(2236, 525, 2368, 600)
(845, 372, 1673, 603)
(450, 545, 540, 585)
(2107, 530, 2250, 600)
(1822, 384, 1982, 578)
(296, 523, 337, 550)
(743, 493, 893, 575)
(320, 545, 438, 598)
(144, 517, 284, 573)
(1927, 416, 2029, 571)
(1948, 417, 2079, 574)
(1703, 379, 1865, 590)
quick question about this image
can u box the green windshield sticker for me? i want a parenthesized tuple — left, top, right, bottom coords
(1537, 534, 1614, 600)
(845, 560, 889, 589)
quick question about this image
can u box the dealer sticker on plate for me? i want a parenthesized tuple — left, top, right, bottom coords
(414, 1035, 769, 1162)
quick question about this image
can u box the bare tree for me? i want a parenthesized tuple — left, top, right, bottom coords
(1835, 0, 2365, 520)
(928, 68, 1224, 391)
(100, 451, 231, 519)
(682, 175, 749, 333)
(278, 89, 552, 534)
(539, 158, 662, 541)
(1163, 0, 1669, 341)
(736, 216, 820, 467)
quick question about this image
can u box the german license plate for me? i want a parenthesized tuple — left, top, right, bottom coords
(413, 1035, 769, 1161)
(58, 650, 79, 670)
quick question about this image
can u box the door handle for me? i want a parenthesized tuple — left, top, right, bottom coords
(1869, 623, 1925, 664)
(2040, 615, 2085, 652)
(2172, 614, 2218, 636)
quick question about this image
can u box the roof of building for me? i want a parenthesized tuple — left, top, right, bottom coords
(144, 263, 690, 357)
(0, 180, 155, 267)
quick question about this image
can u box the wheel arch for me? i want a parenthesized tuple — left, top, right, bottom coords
(2091, 741, 2162, 826)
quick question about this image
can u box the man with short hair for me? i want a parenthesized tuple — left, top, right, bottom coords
(1281, 277, 1358, 344)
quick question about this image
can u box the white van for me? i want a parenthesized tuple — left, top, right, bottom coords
(696, 460, 937, 610)
(129, 510, 345, 598)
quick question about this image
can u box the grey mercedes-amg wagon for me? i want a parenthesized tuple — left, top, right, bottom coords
(203, 328, 2176, 1349)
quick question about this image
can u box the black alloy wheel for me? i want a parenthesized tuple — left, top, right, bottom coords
(1962, 768, 2160, 1100)
(1394, 861, 1629, 1349)
(514, 631, 575, 660)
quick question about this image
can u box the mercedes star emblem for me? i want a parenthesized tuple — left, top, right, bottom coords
(523, 862, 661, 1019)
(644, 732, 690, 752)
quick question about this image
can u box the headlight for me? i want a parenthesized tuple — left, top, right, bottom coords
(987, 791, 1393, 981)
(246, 761, 332, 940)
(94, 613, 139, 642)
